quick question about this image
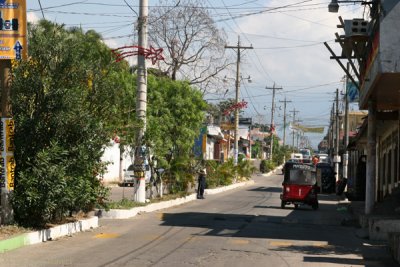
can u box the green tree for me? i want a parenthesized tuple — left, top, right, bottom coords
(10, 21, 133, 227)
(145, 76, 207, 191)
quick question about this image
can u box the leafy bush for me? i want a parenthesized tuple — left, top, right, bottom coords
(260, 160, 276, 173)
(11, 142, 110, 227)
(238, 153, 246, 163)
(237, 159, 256, 180)
(10, 21, 120, 227)
(164, 156, 196, 194)
(205, 159, 235, 188)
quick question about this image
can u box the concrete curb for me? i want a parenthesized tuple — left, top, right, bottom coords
(98, 180, 255, 219)
(0, 216, 98, 253)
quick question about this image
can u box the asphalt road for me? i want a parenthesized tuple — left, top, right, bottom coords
(0, 171, 396, 267)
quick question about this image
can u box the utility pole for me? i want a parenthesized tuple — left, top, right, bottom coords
(265, 83, 282, 160)
(279, 98, 291, 147)
(0, 60, 13, 224)
(290, 109, 299, 153)
(0, 1, 27, 223)
(334, 88, 340, 182)
(343, 65, 350, 184)
(133, 0, 148, 203)
(329, 102, 334, 159)
(279, 98, 291, 163)
(225, 36, 253, 165)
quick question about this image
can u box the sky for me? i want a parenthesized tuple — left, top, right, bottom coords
(26, 0, 366, 149)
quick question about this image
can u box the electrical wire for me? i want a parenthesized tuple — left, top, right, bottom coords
(38, 0, 45, 19)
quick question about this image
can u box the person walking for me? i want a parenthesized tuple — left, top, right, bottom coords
(197, 168, 206, 199)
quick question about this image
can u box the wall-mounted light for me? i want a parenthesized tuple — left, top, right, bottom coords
(328, 0, 373, 13)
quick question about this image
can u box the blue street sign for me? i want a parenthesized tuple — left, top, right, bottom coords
(347, 81, 359, 103)
(13, 41, 22, 60)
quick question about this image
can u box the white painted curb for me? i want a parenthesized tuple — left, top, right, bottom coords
(99, 180, 255, 219)
(205, 180, 255, 195)
(260, 165, 283, 177)
(25, 216, 98, 245)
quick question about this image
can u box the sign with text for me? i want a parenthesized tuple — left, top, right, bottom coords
(0, 0, 27, 60)
(0, 118, 15, 191)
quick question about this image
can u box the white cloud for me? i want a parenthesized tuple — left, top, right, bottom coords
(222, 0, 364, 147)
(27, 12, 40, 24)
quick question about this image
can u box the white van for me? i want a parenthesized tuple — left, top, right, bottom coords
(122, 164, 151, 187)
(290, 153, 303, 161)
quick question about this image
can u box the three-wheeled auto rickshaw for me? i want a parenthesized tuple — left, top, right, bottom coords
(280, 162, 319, 210)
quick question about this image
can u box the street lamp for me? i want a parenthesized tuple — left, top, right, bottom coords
(328, 0, 339, 12)
(328, 0, 374, 13)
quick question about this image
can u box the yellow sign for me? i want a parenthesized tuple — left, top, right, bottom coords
(0, 0, 27, 60)
(0, 156, 4, 188)
(0, 118, 15, 191)
(5, 118, 14, 152)
(220, 123, 234, 130)
(6, 155, 14, 190)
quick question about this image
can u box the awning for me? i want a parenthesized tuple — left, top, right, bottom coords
(207, 125, 224, 139)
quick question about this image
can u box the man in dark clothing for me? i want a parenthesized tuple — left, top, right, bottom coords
(197, 169, 206, 199)
(356, 155, 367, 200)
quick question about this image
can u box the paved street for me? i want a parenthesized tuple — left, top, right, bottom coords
(0, 171, 396, 267)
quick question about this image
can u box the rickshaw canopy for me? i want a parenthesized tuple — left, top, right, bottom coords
(283, 162, 317, 185)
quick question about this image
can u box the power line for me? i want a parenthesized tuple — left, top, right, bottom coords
(38, 0, 45, 19)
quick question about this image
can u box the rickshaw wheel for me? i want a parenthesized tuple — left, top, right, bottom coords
(312, 202, 319, 210)
(294, 204, 299, 209)
(281, 200, 286, 209)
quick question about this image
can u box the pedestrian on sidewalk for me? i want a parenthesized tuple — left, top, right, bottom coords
(197, 168, 207, 199)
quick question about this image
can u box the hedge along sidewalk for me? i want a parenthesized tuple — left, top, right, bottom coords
(260, 164, 284, 177)
(0, 216, 98, 253)
(97, 179, 256, 219)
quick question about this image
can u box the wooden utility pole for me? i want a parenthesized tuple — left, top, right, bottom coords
(265, 83, 282, 160)
(334, 88, 340, 182)
(279, 98, 291, 147)
(290, 109, 299, 153)
(225, 36, 253, 165)
(0, 0, 27, 224)
(343, 64, 350, 183)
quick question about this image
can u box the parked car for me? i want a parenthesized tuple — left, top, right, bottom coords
(299, 148, 312, 163)
(317, 153, 329, 163)
(122, 163, 151, 187)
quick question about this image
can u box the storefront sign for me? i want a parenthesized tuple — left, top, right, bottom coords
(0, 0, 27, 60)
(0, 118, 15, 190)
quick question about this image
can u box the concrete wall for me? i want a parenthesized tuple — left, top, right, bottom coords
(380, 1, 400, 73)
(100, 140, 135, 183)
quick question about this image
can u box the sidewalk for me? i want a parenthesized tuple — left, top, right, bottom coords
(346, 189, 400, 264)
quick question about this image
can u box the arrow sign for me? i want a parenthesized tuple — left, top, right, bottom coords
(13, 41, 23, 60)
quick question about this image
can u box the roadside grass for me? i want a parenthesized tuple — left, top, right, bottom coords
(105, 192, 191, 209)
(0, 225, 33, 241)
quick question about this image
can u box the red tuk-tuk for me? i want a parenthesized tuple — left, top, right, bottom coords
(280, 162, 319, 210)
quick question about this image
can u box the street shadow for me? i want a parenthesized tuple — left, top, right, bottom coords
(248, 186, 282, 193)
(160, 210, 396, 266)
(303, 256, 364, 265)
(317, 194, 343, 202)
